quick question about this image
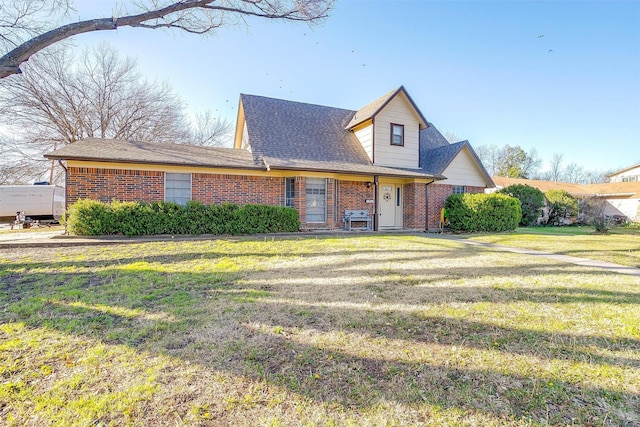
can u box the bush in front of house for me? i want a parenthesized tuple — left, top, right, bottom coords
(545, 189, 578, 226)
(445, 193, 521, 232)
(66, 199, 301, 236)
(498, 184, 545, 226)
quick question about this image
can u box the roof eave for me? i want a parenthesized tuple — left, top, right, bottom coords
(43, 155, 265, 171)
(268, 164, 443, 180)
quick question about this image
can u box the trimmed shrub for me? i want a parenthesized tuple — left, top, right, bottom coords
(545, 190, 578, 226)
(498, 184, 545, 226)
(66, 199, 300, 236)
(445, 193, 521, 232)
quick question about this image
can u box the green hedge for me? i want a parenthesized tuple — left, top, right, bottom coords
(445, 193, 521, 232)
(498, 184, 545, 226)
(66, 199, 300, 237)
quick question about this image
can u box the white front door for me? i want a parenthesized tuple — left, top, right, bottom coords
(379, 184, 403, 229)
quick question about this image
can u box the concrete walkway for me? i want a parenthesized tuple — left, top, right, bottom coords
(429, 234, 640, 278)
(1, 229, 639, 277)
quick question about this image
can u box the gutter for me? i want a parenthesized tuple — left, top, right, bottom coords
(58, 160, 69, 234)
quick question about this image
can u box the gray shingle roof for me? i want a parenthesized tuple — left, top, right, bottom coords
(262, 156, 439, 179)
(241, 94, 440, 178)
(420, 140, 467, 175)
(419, 137, 495, 187)
(45, 138, 261, 170)
(241, 94, 370, 166)
(46, 89, 492, 185)
(420, 124, 450, 151)
(345, 86, 429, 130)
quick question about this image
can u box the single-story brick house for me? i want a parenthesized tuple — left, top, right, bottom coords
(491, 176, 640, 222)
(45, 86, 494, 231)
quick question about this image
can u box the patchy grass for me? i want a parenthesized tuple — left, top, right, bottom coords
(462, 227, 640, 268)
(0, 224, 65, 234)
(1, 234, 639, 426)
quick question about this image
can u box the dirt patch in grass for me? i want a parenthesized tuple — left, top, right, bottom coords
(1, 235, 639, 426)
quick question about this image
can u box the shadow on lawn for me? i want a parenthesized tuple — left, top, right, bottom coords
(1, 242, 639, 425)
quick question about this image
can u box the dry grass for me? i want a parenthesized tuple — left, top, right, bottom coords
(1, 234, 639, 426)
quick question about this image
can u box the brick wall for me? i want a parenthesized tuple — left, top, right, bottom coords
(336, 180, 375, 229)
(403, 183, 427, 229)
(192, 173, 284, 205)
(67, 167, 163, 205)
(66, 166, 485, 231)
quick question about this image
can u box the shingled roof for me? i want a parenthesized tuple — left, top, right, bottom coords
(47, 89, 491, 183)
(45, 138, 262, 170)
(418, 137, 495, 187)
(240, 93, 441, 179)
(345, 86, 428, 130)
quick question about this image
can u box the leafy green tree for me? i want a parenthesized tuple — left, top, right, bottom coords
(498, 184, 545, 226)
(476, 144, 541, 178)
(545, 190, 578, 225)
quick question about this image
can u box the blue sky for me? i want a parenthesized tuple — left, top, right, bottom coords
(72, 0, 639, 173)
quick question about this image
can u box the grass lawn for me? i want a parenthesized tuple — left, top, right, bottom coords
(461, 226, 640, 268)
(1, 234, 639, 426)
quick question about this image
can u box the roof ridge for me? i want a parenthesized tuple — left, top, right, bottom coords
(240, 93, 356, 113)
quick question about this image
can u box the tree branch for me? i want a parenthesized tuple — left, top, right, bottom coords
(0, 0, 333, 79)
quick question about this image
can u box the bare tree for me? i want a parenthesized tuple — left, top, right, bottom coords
(476, 144, 500, 176)
(189, 110, 233, 147)
(545, 153, 564, 183)
(563, 162, 585, 184)
(0, 43, 227, 183)
(0, 0, 333, 79)
(443, 131, 460, 144)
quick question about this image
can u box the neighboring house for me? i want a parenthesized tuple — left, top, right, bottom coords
(45, 86, 494, 231)
(606, 163, 640, 183)
(491, 176, 640, 222)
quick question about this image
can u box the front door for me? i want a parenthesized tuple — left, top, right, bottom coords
(378, 183, 403, 229)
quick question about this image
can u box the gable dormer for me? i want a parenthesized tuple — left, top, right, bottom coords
(347, 86, 428, 169)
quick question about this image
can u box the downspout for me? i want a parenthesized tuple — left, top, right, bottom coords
(424, 180, 434, 232)
(58, 160, 68, 234)
(373, 175, 379, 231)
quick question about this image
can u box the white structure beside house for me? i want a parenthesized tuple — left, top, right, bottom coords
(490, 176, 640, 222)
(607, 163, 640, 183)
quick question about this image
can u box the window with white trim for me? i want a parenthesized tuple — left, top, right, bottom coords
(453, 185, 466, 194)
(165, 173, 191, 205)
(305, 178, 326, 222)
(285, 177, 295, 207)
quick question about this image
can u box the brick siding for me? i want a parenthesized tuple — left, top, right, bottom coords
(67, 167, 163, 205)
(403, 183, 427, 229)
(66, 166, 485, 231)
(192, 173, 284, 205)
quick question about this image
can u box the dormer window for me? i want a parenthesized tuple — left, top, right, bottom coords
(390, 123, 404, 146)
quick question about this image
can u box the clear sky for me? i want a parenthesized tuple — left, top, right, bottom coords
(71, 0, 639, 174)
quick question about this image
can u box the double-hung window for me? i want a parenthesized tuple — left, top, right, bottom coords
(390, 123, 404, 146)
(165, 173, 191, 205)
(305, 178, 326, 223)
